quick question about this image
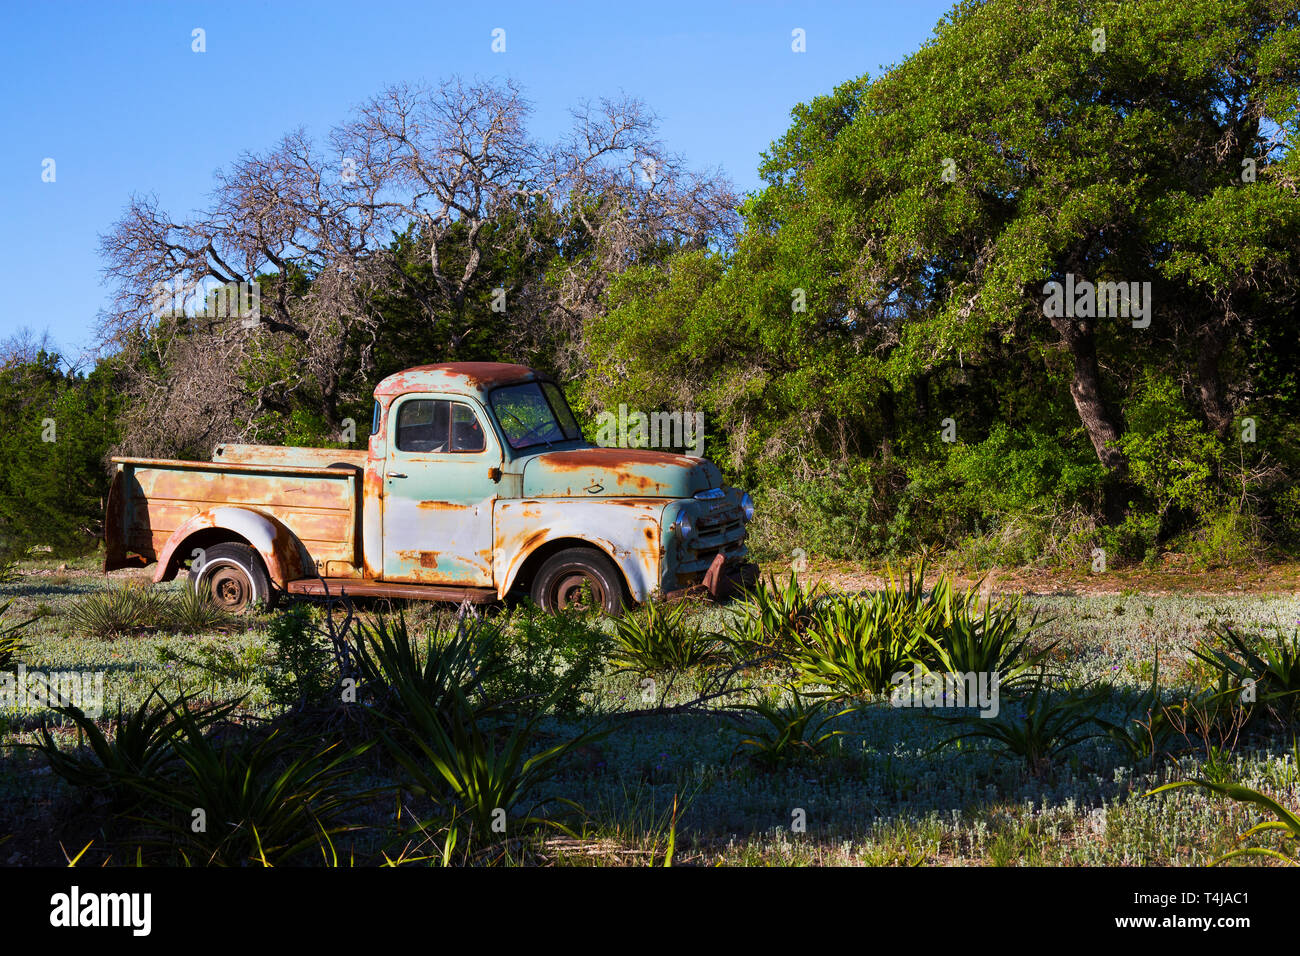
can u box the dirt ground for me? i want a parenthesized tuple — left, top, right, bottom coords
(19, 555, 1300, 599)
(776, 558, 1300, 598)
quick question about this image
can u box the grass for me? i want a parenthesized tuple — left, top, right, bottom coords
(2, 560, 1300, 865)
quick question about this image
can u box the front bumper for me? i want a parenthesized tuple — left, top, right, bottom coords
(664, 554, 759, 601)
(661, 487, 753, 600)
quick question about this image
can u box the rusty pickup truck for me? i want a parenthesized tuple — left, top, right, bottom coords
(104, 362, 757, 614)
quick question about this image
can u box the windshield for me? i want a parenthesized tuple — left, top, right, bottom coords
(490, 382, 583, 450)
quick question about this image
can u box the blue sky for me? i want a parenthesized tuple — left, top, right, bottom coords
(0, 0, 956, 361)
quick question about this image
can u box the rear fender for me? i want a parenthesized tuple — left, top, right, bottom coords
(153, 506, 312, 587)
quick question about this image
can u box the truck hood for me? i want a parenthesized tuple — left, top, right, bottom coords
(520, 447, 722, 498)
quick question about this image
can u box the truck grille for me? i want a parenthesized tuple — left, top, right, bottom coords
(678, 505, 748, 573)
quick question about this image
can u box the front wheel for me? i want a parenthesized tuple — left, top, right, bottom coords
(530, 548, 626, 616)
(189, 542, 271, 614)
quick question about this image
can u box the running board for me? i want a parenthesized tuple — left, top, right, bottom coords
(285, 578, 497, 604)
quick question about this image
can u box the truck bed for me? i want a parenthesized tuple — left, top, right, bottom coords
(104, 454, 361, 574)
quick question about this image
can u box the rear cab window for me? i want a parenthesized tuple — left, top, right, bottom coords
(394, 399, 487, 454)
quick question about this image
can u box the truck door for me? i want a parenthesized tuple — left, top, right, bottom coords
(381, 394, 499, 586)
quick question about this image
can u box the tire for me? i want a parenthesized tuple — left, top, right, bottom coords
(188, 542, 271, 614)
(530, 547, 626, 616)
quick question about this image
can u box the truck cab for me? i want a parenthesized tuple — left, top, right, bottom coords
(104, 362, 757, 614)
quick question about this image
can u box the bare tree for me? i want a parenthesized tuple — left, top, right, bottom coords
(345, 80, 738, 367)
(0, 327, 58, 368)
(98, 77, 738, 456)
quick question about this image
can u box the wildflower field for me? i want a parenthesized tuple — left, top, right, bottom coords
(2, 554, 1298, 867)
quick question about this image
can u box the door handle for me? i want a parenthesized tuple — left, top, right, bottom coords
(388, 473, 408, 479)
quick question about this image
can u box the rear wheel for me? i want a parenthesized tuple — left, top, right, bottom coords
(188, 542, 270, 614)
(531, 548, 625, 616)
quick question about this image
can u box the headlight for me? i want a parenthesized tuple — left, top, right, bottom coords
(674, 513, 694, 539)
(740, 492, 755, 521)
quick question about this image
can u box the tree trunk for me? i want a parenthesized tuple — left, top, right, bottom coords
(1049, 314, 1126, 472)
(1195, 320, 1232, 436)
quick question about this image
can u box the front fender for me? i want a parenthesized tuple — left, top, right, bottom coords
(493, 498, 668, 603)
(152, 506, 312, 587)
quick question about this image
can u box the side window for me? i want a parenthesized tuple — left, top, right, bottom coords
(394, 399, 488, 454)
(395, 399, 449, 453)
(451, 402, 486, 452)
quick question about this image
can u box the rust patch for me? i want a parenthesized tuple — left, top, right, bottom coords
(538, 448, 697, 470)
(702, 553, 726, 597)
(416, 500, 469, 512)
(286, 577, 495, 603)
(362, 456, 384, 578)
(517, 529, 550, 556)
(446, 362, 536, 388)
(266, 522, 309, 585)
(374, 362, 535, 396)
(395, 549, 441, 569)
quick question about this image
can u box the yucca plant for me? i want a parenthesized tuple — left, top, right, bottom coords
(382, 676, 602, 843)
(873, 555, 963, 633)
(381, 805, 468, 867)
(730, 687, 856, 767)
(135, 717, 371, 866)
(0, 599, 35, 671)
(789, 593, 929, 697)
(162, 581, 235, 633)
(65, 583, 165, 638)
(786, 557, 995, 698)
(935, 678, 1110, 775)
(921, 594, 1052, 691)
(1192, 622, 1300, 728)
(351, 610, 502, 731)
(24, 688, 242, 808)
(611, 600, 724, 672)
(727, 571, 827, 655)
(1146, 774, 1299, 866)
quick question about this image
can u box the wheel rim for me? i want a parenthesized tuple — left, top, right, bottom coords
(552, 571, 604, 611)
(204, 562, 254, 613)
